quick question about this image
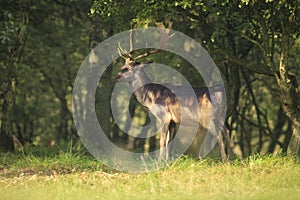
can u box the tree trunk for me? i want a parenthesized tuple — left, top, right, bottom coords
(288, 125, 300, 156)
(0, 1, 29, 151)
(275, 32, 300, 156)
(278, 74, 300, 156)
(0, 75, 15, 151)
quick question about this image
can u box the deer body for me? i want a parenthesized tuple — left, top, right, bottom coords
(116, 21, 229, 160)
(116, 62, 227, 160)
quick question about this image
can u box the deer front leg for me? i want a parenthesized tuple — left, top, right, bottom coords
(166, 121, 178, 159)
(158, 122, 170, 161)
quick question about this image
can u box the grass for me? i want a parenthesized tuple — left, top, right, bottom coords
(0, 148, 300, 200)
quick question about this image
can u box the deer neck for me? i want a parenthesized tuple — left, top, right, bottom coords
(131, 70, 152, 107)
(131, 69, 150, 88)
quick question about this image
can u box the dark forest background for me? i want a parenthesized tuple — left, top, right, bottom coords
(1, 0, 300, 158)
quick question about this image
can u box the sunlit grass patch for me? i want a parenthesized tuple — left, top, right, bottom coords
(0, 150, 300, 200)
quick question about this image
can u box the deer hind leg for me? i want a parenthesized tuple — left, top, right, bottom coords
(209, 120, 227, 161)
(222, 127, 233, 160)
(217, 134, 226, 161)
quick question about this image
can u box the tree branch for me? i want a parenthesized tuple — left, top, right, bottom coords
(213, 48, 273, 76)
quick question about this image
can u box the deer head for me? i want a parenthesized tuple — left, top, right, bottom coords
(115, 61, 145, 82)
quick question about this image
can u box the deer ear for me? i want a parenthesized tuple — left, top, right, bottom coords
(135, 61, 152, 70)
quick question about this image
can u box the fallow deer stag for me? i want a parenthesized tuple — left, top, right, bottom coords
(115, 21, 229, 161)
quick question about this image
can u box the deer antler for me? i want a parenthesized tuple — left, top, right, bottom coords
(155, 20, 174, 49)
(117, 29, 135, 61)
(118, 21, 174, 63)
